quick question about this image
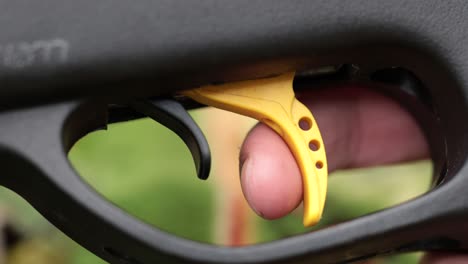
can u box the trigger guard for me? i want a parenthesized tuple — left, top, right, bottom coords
(0, 100, 213, 264)
(0, 98, 466, 264)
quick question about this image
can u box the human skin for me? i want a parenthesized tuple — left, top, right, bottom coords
(238, 84, 466, 263)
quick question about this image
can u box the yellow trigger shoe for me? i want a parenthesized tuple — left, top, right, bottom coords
(182, 72, 328, 227)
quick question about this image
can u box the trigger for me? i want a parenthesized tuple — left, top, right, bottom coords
(181, 72, 328, 227)
(131, 99, 211, 180)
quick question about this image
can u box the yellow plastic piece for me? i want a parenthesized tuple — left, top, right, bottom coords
(182, 72, 327, 227)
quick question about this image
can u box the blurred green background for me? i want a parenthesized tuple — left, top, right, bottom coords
(0, 109, 431, 263)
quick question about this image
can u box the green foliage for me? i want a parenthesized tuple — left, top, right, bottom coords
(70, 119, 215, 243)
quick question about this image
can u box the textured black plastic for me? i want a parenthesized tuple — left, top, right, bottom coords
(0, 1, 467, 263)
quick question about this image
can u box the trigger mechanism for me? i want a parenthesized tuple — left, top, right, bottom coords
(182, 72, 328, 227)
(130, 72, 328, 227)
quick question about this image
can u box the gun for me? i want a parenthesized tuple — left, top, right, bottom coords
(0, 0, 467, 263)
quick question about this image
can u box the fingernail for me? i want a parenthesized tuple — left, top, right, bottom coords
(240, 156, 250, 178)
(240, 158, 263, 217)
(239, 152, 248, 178)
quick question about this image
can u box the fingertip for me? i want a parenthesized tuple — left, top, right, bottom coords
(240, 124, 303, 219)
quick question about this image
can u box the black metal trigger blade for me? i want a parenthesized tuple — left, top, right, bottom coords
(130, 99, 211, 180)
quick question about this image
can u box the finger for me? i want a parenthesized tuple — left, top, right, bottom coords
(240, 123, 303, 218)
(240, 84, 429, 219)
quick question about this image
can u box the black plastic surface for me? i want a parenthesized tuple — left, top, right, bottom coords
(0, 1, 467, 263)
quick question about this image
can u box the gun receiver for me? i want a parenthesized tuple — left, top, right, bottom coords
(0, 1, 468, 263)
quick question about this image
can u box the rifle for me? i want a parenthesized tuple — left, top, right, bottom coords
(0, 0, 467, 263)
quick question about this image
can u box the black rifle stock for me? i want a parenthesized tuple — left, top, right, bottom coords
(0, 1, 467, 263)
